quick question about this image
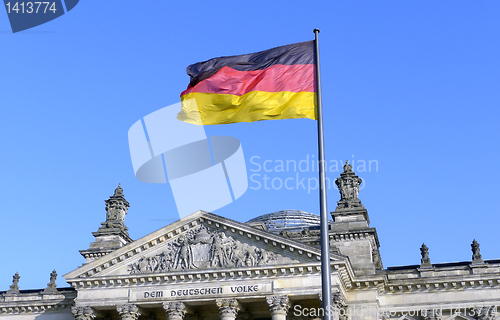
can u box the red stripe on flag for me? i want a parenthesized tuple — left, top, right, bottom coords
(181, 64, 315, 97)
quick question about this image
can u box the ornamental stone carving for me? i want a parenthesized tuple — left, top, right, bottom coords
(5, 272, 20, 295)
(117, 304, 141, 320)
(216, 298, 240, 319)
(266, 295, 290, 315)
(42, 269, 59, 294)
(163, 302, 187, 320)
(420, 244, 431, 267)
(71, 306, 96, 320)
(372, 247, 384, 270)
(318, 292, 347, 320)
(471, 239, 483, 263)
(105, 184, 129, 227)
(128, 226, 296, 274)
(335, 161, 364, 210)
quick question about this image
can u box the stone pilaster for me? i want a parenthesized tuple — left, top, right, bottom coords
(216, 298, 240, 320)
(163, 302, 187, 320)
(266, 295, 290, 320)
(71, 306, 96, 320)
(117, 304, 141, 320)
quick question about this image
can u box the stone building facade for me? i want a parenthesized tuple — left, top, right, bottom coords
(2, 163, 500, 319)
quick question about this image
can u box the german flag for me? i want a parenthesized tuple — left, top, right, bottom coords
(178, 41, 317, 125)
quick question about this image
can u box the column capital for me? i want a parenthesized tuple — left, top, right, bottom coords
(71, 306, 96, 320)
(318, 292, 347, 320)
(163, 301, 187, 319)
(266, 295, 290, 315)
(216, 298, 240, 318)
(318, 292, 346, 306)
(117, 304, 142, 320)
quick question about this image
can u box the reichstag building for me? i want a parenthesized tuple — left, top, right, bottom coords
(1, 162, 500, 320)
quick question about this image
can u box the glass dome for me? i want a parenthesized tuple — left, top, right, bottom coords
(246, 210, 321, 232)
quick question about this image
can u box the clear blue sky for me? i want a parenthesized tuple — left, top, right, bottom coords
(1, 1, 499, 290)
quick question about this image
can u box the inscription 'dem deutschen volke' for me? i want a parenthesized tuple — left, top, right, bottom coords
(141, 284, 269, 300)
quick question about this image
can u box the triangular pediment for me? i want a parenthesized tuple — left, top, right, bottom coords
(64, 210, 347, 283)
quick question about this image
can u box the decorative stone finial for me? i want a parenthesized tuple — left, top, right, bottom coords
(114, 183, 123, 196)
(420, 244, 432, 267)
(471, 239, 483, 263)
(43, 270, 58, 294)
(105, 184, 130, 227)
(79, 186, 133, 263)
(343, 160, 353, 172)
(335, 161, 364, 210)
(6, 272, 20, 294)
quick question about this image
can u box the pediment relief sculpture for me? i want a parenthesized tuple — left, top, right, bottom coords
(128, 226, 298, 274)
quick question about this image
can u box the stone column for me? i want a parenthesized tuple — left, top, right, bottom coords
(266, 295, 290, 320)
(216, 298, 240, 320)
(116, 304, 141, 320)
(71, 306, 96, 320)
(163, 302, 187, 320)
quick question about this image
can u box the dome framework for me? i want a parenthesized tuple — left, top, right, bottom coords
(246, 209, 322, 232)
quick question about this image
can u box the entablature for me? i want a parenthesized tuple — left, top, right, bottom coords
(0, 288, 75, 315)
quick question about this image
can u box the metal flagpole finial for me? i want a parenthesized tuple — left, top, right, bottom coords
(313, 28, 320, 34)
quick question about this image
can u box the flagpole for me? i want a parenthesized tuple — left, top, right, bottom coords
(313, 28, 333, 320)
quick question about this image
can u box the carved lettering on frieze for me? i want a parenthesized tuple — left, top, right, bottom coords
(128, 226, 297, 274)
